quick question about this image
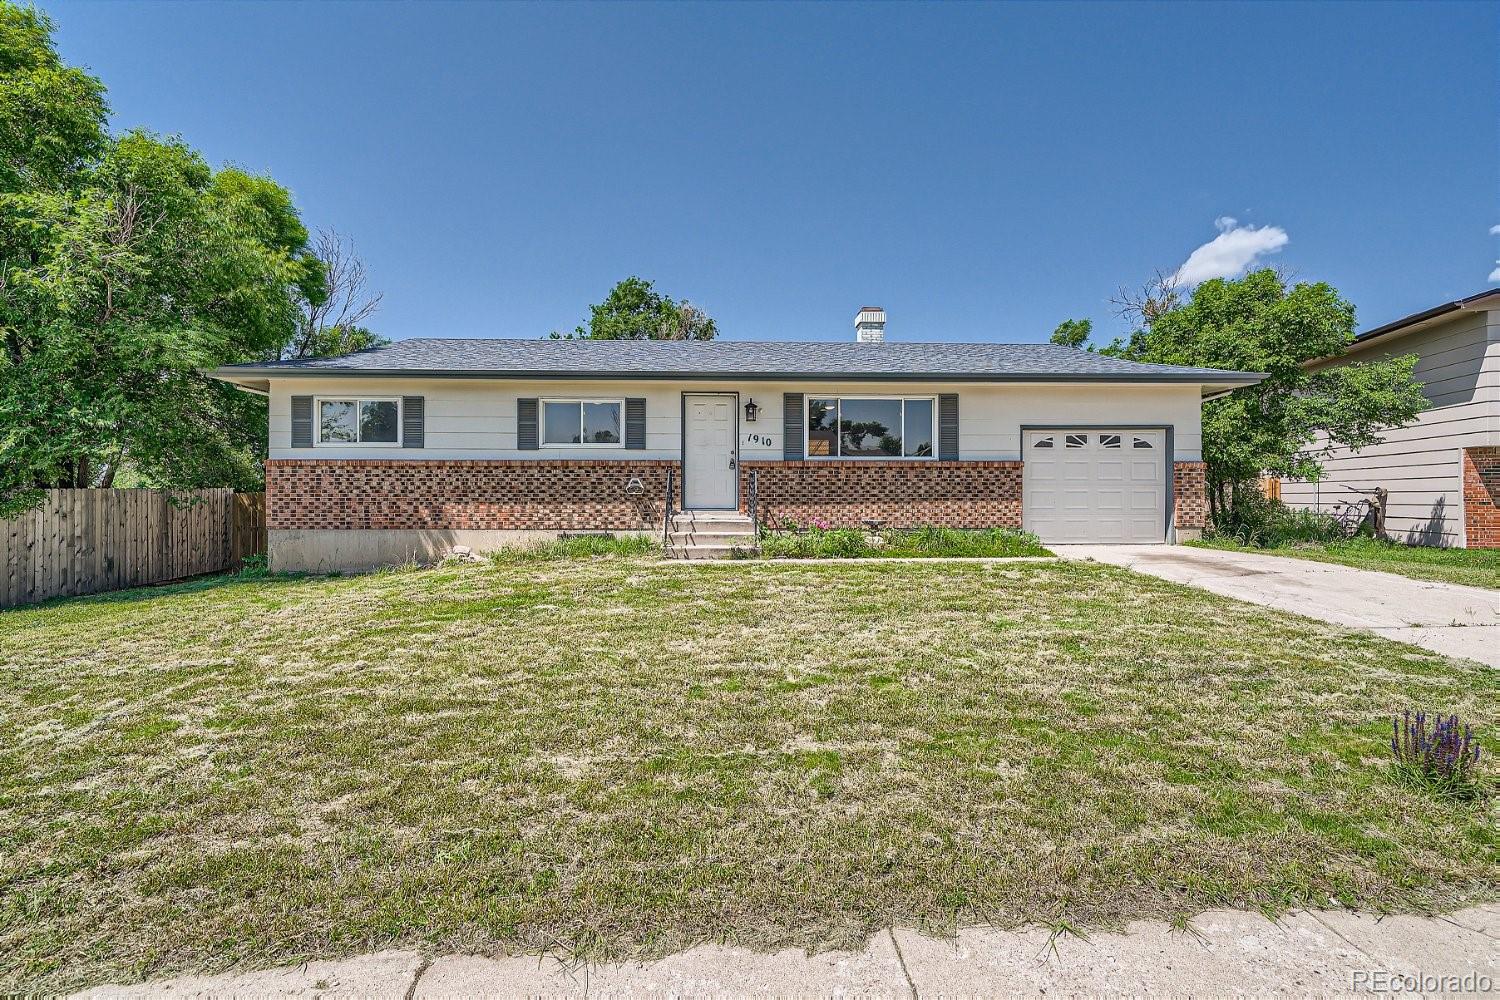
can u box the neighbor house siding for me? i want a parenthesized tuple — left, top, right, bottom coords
(1280, 309, 1500, 547)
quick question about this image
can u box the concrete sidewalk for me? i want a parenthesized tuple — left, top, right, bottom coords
(1055, 544, 1500, 667)
(73, 904, 1498, 998)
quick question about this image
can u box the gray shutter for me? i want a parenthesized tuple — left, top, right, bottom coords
(517, 398, 539, 450)
(402, 396, 424, 448)
(291, 395, 313, 448)
(938, 393, 959, 461)
(783, 392, 804, 460)
(625, 397, 646, 449)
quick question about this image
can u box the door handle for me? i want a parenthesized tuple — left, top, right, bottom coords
(729, 457, 737, 469)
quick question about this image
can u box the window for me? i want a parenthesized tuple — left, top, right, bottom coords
(542, 399, 622, 446)
(1065, 433, 1088, 449)
(806, 396, 934, 459)
(1032, 435, 1055, 449)
(1132, 435, 1154, 449)
(317, 398, 399, 445)
(1100, 434, 1122, 449)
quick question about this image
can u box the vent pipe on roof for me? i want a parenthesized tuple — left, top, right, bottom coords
(855, 306, 886, 343)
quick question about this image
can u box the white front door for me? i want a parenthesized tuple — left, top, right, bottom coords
(683, 393, 739, 510)
(1024, 429, 1167, 543)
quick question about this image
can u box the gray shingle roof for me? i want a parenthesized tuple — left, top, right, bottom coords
(211, 338, 1263, 385)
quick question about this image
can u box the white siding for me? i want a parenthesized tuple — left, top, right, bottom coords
(268, 378, 1204, 463)
(1281, 309, 1500, 546)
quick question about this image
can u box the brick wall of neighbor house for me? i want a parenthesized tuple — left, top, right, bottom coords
(741, 460, 1024, 529)
(1462, 447, 1500, 549)
(265, 459, 679, 531)
(1173, 461, 1209, 531)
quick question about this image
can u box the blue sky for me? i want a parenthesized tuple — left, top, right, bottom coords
(51, 1, 1497, 345)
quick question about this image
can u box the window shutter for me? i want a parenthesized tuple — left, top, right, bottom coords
(291, 395, 313, 448)
(625, 397, 646, 449)
(402, 396, 424, 448)
(783, 392, 804, 461)
(517, 398, 539, 450)
(938, 393, 959, 461)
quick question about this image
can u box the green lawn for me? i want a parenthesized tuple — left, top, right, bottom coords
(1188, 536, 1500, 590)
(1, 555, 1495, 992)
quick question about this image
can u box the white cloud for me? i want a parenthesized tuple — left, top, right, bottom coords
(1491, 224, 1500, 236)
(1489, 261, 1500, 282)
(1172, 219, 1289, 287)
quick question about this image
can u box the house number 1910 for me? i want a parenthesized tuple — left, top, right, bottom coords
(745, 433, 774, 447)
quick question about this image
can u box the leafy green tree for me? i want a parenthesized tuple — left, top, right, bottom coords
(1102, 269, 1427, 520)
(0, 3, 343, 515)
(1049, 318, 1092, 349)
(559, 276, 716, 340)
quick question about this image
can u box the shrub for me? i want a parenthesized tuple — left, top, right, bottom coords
(489, 533, 657, 563)
(758, 526, 870, 559)
(1391, 710, 1485, 800)
(755, 522, 1050, 559)
(1208, 493, 1348, 548)
(879, 526, 1047, 558)
(237, 553, 269, 578)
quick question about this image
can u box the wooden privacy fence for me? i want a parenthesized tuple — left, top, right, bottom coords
(1, 489, 267, 609)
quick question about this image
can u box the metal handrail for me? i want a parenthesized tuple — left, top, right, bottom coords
(748, 469, 759, 549)
(662, 467, 675, 551)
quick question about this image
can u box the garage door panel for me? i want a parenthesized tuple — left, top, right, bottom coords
(1061, 461, 1091, 480)
(1024, 428, 1166, 544)
(1061, 488, 1093, 510)
(1095, 488, 1125, 511)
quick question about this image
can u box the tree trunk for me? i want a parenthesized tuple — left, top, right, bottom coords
(75, 456, 90, 489)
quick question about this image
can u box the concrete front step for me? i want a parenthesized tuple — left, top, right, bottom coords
(665, 543, 754, 560)
(668, 531, 755, 547)
(669, 515, 754, 531)
(669, 526, 756, 540)
(665, 510, 758, 559)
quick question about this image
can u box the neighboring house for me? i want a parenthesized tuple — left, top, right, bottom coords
(1281, 289, 1500, 548)
(209, 308, 1262, 570)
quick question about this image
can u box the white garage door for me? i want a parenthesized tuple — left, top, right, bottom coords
(1023, 429, 1167, 543)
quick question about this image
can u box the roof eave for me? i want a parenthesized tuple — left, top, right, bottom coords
(1348, 288, 1500, 349)
(206, 367, 1266, 386)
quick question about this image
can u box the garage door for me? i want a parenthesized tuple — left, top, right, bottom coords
(1023, 429, 1167, 543)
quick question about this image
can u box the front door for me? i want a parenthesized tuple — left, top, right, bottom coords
(683, 393, 739, 510)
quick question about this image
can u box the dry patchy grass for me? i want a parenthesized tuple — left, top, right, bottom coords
(0, 556, 1495, 991)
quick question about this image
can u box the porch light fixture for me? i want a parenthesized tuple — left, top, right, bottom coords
(744, 398, 759, 423)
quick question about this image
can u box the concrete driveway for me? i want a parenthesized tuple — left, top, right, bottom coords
(1055, 544, 1500, 667)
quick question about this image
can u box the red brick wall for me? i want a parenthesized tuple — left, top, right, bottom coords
(742, 460, 1024, 529)
(270, 457, 1215, 538)
(266, 459, 678, 531)
(1173, 461, 1209, 531)
(1462, 447, 1500, 549)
